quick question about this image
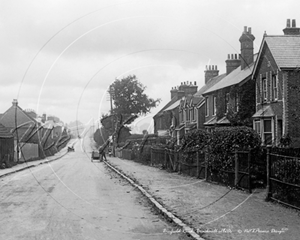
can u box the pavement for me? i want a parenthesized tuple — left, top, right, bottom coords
(104, 157, 300, 240)
(2, 145, 300, 240)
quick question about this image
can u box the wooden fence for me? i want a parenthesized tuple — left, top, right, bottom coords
(266, 148, 300, 210)
(150, 147, 255, 192)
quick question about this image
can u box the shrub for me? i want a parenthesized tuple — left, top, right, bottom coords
(207, 126, 262, 179)
(178, 129, 211, 152)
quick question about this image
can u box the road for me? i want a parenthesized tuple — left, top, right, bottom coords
(0, 137, 189, 240)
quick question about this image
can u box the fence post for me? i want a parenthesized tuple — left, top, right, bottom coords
(164, 149, 167, 169)
(266, 147, 272, 201)
(204, 152, 208, 181)
(196, 151, 199, 178)
(248, 150, 252, 193)
(234, 150, 239, 187)
(150, 147, 153, 166)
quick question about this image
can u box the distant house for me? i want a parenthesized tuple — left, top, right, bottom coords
(203, 26, 257, 131)
(0, 123, 14, 168)
(252, 19, 300, 147)
(0, 100, 44, 161)
(153, 81, 198, 140)
(178, 66, 226, 137)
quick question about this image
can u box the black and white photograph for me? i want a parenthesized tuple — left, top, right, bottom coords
(1, 0, 300, 239)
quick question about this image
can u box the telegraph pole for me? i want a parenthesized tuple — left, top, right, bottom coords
(108, 85, 116, 156)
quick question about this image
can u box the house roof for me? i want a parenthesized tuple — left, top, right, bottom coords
(204, 55, 257, 95)
(153, 96, 179, 118)
(164, 99, 180, 112)
(252, 105, 275, 118)
(216, 116, 230, 125)
(194, 73, 226, 98)
(0, 123, 13, 139)
(204, 116, 217, 126)
(265, 35, 300, 69)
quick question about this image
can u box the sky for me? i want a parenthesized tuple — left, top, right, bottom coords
(1, 0, 299, 133)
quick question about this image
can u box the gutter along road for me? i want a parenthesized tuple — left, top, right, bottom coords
(0, 137, 189, 240)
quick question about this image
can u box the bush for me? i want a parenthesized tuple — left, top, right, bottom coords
(207, 126, 262, 179)
(178, 129, 211, 152)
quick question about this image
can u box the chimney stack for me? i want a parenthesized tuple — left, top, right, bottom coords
(204, 65, 219, 84)
(225, 53, 241, 75)
(283, 19, 300, 35)
(239, 26, 255, 70)
(12, 99, 18, 106)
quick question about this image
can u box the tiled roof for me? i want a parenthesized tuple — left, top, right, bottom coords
(153, 96, 179, 118)
(194, 73, 226, 98)
(164, 99, 180, 111)
(253, 105, 275, 118)
(0, 123, 13, 139)
(204, 61, 256, 94)
(265, 35, 300, 68)
(216, 116, 230, 125)
(204, 116, 217, 126)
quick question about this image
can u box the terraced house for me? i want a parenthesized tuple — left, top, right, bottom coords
(252, 19, 300, 147)
(202, 26, 257, 131)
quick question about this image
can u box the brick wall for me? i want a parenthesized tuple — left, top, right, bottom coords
(287, 71, 300, 147)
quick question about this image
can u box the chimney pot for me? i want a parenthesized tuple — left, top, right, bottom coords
(228, 54, 230, 59)
(231, 54, 234, 59)
(244, 26, 247, 33)
(12, 99, 18, 106)
(212, 65, 214, 70)
(235, 54, 238, 59)
(248, 27, 252, 34)
(287, 19, 291, 27)
(194, 81, 196, 85)
(215, 65, 217, 70)
(292, 19, 296, 27)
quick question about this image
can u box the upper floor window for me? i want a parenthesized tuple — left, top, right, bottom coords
(225, 93, 230, 113)
(205, 97, 209, 116)
(185, 108, 189, 121)
(262, 78, 267, 102)
(190, 107, 195, 121)
(212, 96, 216, 116)
(272, 75, 278, 100)
(234, 93, 239, 112)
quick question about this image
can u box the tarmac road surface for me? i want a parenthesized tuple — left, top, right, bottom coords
(0, 137, 189, 240)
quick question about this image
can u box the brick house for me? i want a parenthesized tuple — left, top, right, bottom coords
(0, 100, 68, 160)
(178, 66, 226, 135)
(0, 123, 15, 167)
(202, 26, 257, 131)
(252, 19, 300, 147)
(153, 82, 198, 138)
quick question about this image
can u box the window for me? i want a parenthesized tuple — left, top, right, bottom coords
(234, 93, 239, 112)
(263, 119, 272, 145)
(272, 75, 278, 100)
(205, 97, 209, 116)
(212, 96, 216, 116)
(225, 93, 230, 113)
(262, 78, 267, 102)
(254, 120, 261, 135)
(191, 107, 195, 121)
(186, 108, 189, 121)
(180, 110, 183, 123)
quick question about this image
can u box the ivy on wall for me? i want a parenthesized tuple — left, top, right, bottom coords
(227, 80, 256, 127)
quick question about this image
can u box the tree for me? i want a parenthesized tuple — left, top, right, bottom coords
(110, 75, 160, 115)
(100, 75, 160, 154)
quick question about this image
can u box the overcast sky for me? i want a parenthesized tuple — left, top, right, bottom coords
(1, 0, 299, 132)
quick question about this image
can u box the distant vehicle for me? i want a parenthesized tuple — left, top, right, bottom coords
(91, 150, 100, 161)
(67, 146, 75, 152)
